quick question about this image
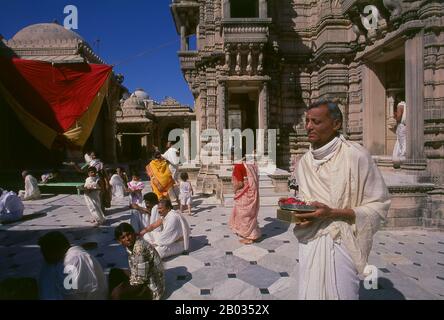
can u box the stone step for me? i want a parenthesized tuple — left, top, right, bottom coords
(259, 181, 274, 188)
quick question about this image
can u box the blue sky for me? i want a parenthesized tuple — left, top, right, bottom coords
(0, 0, 194, 106)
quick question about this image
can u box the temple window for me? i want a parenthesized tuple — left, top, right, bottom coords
(230, 0, 259, 18)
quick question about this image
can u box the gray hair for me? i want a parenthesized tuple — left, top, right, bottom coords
(307, 99, 343, 128)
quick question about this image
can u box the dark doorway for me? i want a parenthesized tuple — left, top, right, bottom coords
(230, 0, 259, 18)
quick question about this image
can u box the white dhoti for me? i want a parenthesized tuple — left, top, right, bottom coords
(145, 210, 190, 259)
(393, 123, 407, 163)
(155, 240, 186, 259)
(84, 190, 105, 224)
(298, 234, 359, 300)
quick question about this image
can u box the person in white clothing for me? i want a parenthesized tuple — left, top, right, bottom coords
(391, 101, 407, 166)
(179, 172, 193, 216)
(155, 141, 180, 204)
(292, 100, 391, 300)
(0, 188, 24, 223)
(142, 199, 190, 259)
(38, 231, 108, 300)
(83, 167, 106, 226)
(109, 168, 127, 198)
(130, 192, 162, 242)
(18, 171, 41, 201)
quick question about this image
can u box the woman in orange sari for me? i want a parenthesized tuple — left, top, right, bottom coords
(229, 155, 261, 244)
(146, 151, 175, 200)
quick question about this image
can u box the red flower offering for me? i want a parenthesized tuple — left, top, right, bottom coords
(278, 197, 316, 212)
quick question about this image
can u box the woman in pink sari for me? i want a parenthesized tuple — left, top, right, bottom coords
(229, 158, 261, 244)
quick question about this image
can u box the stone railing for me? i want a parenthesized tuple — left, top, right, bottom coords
(222, 18, 271, 43)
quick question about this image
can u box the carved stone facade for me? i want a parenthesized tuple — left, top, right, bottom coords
(116, 89, 195, 164)
(0, 23, 125, 170)
(171, 0, 444, 227)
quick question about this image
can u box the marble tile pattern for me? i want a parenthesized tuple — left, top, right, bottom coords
(1, 189, 443, 300)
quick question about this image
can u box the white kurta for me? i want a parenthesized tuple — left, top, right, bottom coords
(19, 175, 41, 201)
(131, 204, 160, 234)
(84, 176, 105, 224)
(109, 174, 126, 198)
(147, 210, 190, 259)
(294, 135, 391, 300)
(162, 147, 180, 182)
(39, 246, 108, 300)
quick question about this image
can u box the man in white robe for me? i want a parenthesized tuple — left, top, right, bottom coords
(0, 188, 24, 223)
(18, 171, 41, 201)
(392, 101, 407, 165)
(38, 231, 108, 300)
(293, 100, 391, 300)
(143, 199, 190, 259)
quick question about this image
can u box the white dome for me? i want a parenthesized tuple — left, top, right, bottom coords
(123, 96, 145, 109)
(133, 88, 149, 100)
(12, 23, 84, 42)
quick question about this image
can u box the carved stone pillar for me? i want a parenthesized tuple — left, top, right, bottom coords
(258, 81, 269, 154)
(259, 0, 268, 18)
(217, 81, 226, 136)
(224, 44, 231, 71)
(217, 81, 227, 160)
(180, 25, 187, 51)
(183, 126, 190, 164)
(362, 62, 386, 155)
(257, 44, 264, 75)
(235, 44, 242, 75)
(246, 44, 253, 75)
(402, 32, 426, 170)
(223, 0, 230, 19)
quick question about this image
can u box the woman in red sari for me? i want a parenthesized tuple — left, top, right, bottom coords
(229, 154, 261, 244)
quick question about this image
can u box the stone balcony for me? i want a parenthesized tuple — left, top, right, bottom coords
(178, 50, 199, 70)
(222, 18, 272, 44)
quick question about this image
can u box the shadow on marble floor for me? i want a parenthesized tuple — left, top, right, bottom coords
(359, 278, 406, 300)
(259, 218, 291, 241)
(163, 266, 192, 299)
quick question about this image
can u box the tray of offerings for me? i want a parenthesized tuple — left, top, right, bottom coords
(278, 198, 316, 212)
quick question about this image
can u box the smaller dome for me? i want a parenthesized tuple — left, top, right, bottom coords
(133, 88, 149, 100)
(123, 96, 145, 110)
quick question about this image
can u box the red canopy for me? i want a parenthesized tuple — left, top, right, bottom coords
(0, 57, 112, 132)
(0, 57, 113, 148)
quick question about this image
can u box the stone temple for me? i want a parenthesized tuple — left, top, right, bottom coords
(170, 0, 444, 228)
